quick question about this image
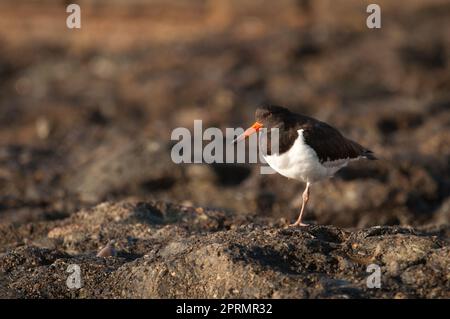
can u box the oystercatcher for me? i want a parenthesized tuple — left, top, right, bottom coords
(234, 105, 376, 226)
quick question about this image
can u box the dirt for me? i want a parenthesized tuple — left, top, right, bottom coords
(0, 0, 449, 298)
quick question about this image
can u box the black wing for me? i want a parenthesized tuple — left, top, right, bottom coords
(300, 120, 375, 163)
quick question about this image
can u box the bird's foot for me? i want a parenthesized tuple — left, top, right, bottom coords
(289, 222, 309, 227)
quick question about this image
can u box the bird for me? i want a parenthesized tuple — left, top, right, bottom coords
(233, 105, 376, 227)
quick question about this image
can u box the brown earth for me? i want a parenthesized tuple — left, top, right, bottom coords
(0, 0, 449, 298)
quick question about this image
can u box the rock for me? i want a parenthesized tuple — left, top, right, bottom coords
(96, 240, 117, 258)
(0, 201, 448, 298)
(434, 198, 450, 226)
(64, 139, 183, 203)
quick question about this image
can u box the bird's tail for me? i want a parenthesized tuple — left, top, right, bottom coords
(362, 149, 377, 160)
(347, 138, 377, 160)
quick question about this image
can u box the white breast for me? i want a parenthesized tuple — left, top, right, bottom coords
(261, 129, 349, 183)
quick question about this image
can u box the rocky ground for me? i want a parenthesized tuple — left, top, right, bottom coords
(0, 0, 449, 298)
(0, 201, 448, 298)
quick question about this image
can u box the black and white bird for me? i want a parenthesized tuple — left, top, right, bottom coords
(234, 105, 376, 226)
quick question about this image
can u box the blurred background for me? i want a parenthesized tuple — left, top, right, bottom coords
(0, 0, 449, 228)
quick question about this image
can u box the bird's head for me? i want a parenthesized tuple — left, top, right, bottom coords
(233, 105, 291, 144)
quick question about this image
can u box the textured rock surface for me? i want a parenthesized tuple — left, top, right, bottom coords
(0, 201, 448, 298)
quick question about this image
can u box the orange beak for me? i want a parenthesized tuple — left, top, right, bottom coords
(232, 121, 263, 144)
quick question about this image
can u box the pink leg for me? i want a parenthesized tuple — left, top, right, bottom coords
(290, 182, 310, 227)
